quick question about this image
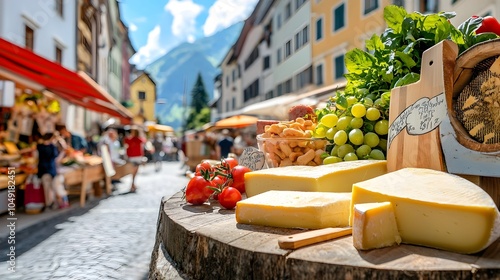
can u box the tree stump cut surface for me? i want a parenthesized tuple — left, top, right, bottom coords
(150, 191, 500, 280)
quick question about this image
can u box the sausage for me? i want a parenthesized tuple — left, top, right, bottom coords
(288, 105, 315, 121)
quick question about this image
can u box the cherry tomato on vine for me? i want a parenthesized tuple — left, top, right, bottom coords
(218, 187, 242, 210)
(221, 157, 239, 170)
(195, 160, 213, 176)
(230, 165, 251, 194)
(185, 176, 211, 205)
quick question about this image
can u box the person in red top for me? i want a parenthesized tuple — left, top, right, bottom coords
(124, 127, 146, 193)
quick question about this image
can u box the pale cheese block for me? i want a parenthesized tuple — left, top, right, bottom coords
(244, 160, 387, 197)
(236, 190, 351, 229)
(352, 202, 401, 250)
(350, 168, 500, 254)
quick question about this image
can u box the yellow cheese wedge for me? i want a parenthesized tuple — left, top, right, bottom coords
(352, 202, 401, 250)
(244, 160, 387, 197)
(350, 168, 500, 254)
(236, 190, 351, 229)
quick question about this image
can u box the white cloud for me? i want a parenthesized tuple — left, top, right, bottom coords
(130, 25, 167, 69)
(164, 0, 203, 41)
(203, 0, 258, 36)
(129, 23, 138, 32)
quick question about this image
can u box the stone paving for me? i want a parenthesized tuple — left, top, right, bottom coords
(0, 161, 189, 280)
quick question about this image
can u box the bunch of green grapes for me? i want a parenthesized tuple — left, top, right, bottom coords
(314, 94, 389, 164)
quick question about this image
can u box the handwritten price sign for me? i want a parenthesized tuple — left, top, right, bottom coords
(388, 93, 447, 148)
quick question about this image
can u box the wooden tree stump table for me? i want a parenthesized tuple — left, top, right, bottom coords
(149, 191, 500, 279)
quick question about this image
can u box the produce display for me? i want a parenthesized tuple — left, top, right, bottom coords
(178, 5, 500, 262)
(244, 160, 387, 197)
(236, 190, 351, 229)
(350, 168, 500, 254)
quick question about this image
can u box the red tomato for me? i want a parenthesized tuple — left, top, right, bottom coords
(475, 16, 500, 35)
(218, 187, 242, 210)
(230, 165, 251, 194)
(195, 161, 213, 176)
(221, 157, 238, 170)
(185, 176, 211, 205)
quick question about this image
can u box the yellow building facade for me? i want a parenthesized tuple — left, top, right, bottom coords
(311, 0, 393, 87)
(129, 72, 157, 123)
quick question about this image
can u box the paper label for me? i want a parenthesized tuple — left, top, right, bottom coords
(388, 93, 447, 148)
(238, 147, 265, 170)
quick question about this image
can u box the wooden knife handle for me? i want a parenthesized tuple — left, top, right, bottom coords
(278, 227, 352, 250)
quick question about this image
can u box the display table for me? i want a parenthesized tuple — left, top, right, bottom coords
(150, 191, 500, 279)
(63, 163, 111, 207)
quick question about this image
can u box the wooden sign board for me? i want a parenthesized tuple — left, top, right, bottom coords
(387, 40, 458, 172)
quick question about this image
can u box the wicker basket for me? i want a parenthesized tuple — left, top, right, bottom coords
(452, 39, 500, 153)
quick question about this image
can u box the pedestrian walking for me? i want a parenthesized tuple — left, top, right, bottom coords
(124, 127, 146, 193)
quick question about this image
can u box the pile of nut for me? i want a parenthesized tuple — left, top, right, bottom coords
(259, 118, 327, 167)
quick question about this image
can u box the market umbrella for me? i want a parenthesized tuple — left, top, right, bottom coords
(214, 115, 258, 129)
(147, 124, 175, 133)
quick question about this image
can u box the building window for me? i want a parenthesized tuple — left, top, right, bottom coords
(276, 84, 283, 96)
(277, 48, 282, 64)
(393, 0, 405, 7)
(295, 32, 300, 51)
(316, 64, 324, 85)
(284, 79, 292, 93)
(334, 54, 345, 79)
(296, 66, 312, 90)
(364, 0, 379, 15)
(296, 0, 306, 10)
(243, 79, 259, 102)
(55, 46, 62, 64)
(56, 0, 63, 17)
(232, 97, 236, 110)
(226, 75, 229, 87)
(333, 3, 345, 32)
(285, 40, 292, 58)
(315, 18, 323, 41)
(302, 25, 309, 46)
(263, 55, 270, 70)
(419, 0, 437, 13)
(138, 91, 146, 101)
(25, 25, 34, 51)
(265, 90, 274, 99)
(238, 65, 241, 78)
(232, 69, 236, 82)
(277, 14, 282, 30)
(244, 47, 259, 70)
(295, 25, 309, 51)
(285, 2, 292, 21)
(226, 100, 229, 112)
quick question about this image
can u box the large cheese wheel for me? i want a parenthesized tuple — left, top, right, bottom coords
(350, 168, 500, 254)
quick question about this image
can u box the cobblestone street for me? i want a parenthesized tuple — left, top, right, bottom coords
(0, 161, 189, 280)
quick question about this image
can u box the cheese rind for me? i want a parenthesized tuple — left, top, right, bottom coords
(352, 202, 401, 250)
(244, 160, 387, 197)
(236, 191, 351, 229)
(350, 168, 500, 254)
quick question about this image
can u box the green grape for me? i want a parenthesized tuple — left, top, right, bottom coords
(320, 114, 339, 128)
(378, 138, 388, 152)
(364, 132, 380, 148)
(374, 119, 389, 135)
(370, 149, 385, 160)
(323, 156, 343, 165)
(357, 88, 369, 96)
(336, 102, 346, 110)
(314, 125, 327, 138)
(363, 98, 374, 106)
(351, 103, 366, 118)
(363, 122, 374, 132)
(356, 144, 372, 158)
(374, 98, 383, 107)
(348, 129, 364, 146)
(343, 152, 358, 161)
(330, 144, 339, 156)
(347, 96, 358, 107)
(325, 127, 338, 140)
(350, 117, 363, 129)
(337, 144, 354, 158)
(366, 93, 377, 101)
(336, 116, 352, 130)
(333, 130, 348, 145)
(366, 107, 381, 121)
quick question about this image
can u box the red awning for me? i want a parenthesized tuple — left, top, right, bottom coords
(0, 38, 133, 123)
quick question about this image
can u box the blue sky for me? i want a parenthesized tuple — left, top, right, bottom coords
(120, 0, 259, 69)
